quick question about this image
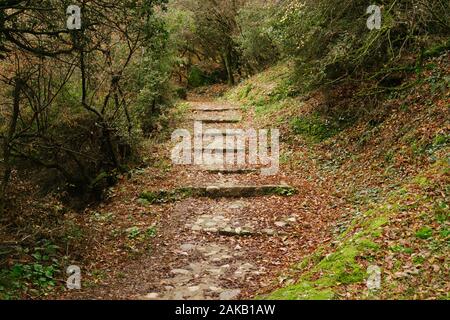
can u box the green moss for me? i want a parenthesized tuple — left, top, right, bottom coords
(358, 239, 380, 251)
(268, 234, 378, 300)
(291, 113, 342, 143)
(422, 39, 450, 59)
(266, 187, 394, 300)
(415, 226, 433, 240)
(365, 215, 389, 230)
(266, 158, 450, 300)
(435, 202, 449, 223)
(139, 187, 194, 205)
(267, 282, 335, 300)
(240, 84, 253, 99)
(433, 133, 449, 148)
(414, 176, 430, 187)
(255, 100, 283, 117)
(314, 246, 365, 285)
(413, 256, 426, 265)
(390, 245, 414, 254)
(272, 186, 297, 197)
(439, 228, 449, 238)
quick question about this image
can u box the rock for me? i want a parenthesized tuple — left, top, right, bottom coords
(228, 202, 245, 210)
(192, 225, 202, 231)
(145, 292, 159, 299)
(240, 228, 253, 235)
(275, 221, 287, 228)
(234, 270, 244, 278)
(220, 289, 241, 300)
(171, 269, 191, 275)
(394, 272, 408, 278)
(180, 244, 196, 251)
(241, 263, 254, 269)
(188, 263, 203, 274)
(206, 186, 220, 193)
(211, 254, 232, 263)
(188, 286, 201, 292)
(262, 228, 276, 236)
(219, 226, 234, 235)
(205, 221, 217, 228)
(173, 291, 185, 300)
(219, 226, 253, 236)
(207, 268, 225, 275)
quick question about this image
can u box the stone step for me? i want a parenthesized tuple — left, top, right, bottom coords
(191, 185, 296, 198)
(201, 167, 258, 174)
(194, 107, 240, 112)
(193, 148, 245, 153)
(139, 185, 296, 204)
(193, 140, 246, 152)
(192, 116, 242, 123)
(195, 130, 243, 137)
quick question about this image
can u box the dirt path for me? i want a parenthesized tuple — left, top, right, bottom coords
(62, 98, 346, 300)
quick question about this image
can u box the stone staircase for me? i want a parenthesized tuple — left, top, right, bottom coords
(143, 102, 295, 301)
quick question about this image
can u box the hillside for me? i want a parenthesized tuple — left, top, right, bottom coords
(222, 57, 449, 299)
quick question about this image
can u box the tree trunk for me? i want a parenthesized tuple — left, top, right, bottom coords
(0, 77, 22, 216)
(223, 50, 235, 86)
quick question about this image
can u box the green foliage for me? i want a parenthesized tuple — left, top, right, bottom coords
(126, 227, 141, 240)
(131, 26, 175, 135)
(125, 226, 157, 241)
(390, 245, 414, 254)
(187, 66, 211, 88)
(139, 188, 193, 205)
(434, 202, 449, 224)
(291, 113, 342, 142)
(272, 0, 450, 90)
(91, 211, 115, 223)
(415, 226, 434, 240)
(0, 241, 62, 299)
(146, 227, 158, 238)
(235, 3, 280, 73)
(0, 0, 175, 207)
(273, 187, 297, 197)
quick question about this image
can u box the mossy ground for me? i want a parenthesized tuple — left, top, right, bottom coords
(264, 159, 448, 300)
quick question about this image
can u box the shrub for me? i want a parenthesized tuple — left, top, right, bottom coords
(273, 0, 450, 90)
(235, 2, 280, 73)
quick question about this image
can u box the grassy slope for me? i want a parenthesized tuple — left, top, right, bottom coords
(224, 58, 449, 300)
